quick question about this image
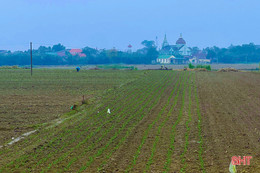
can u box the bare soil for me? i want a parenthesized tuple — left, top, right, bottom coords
(0, 70, 259, 173)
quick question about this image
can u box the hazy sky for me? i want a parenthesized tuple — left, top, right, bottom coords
(0, 0, 260, 51)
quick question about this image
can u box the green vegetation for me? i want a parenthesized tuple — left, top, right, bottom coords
(0, 40, 158, 65)
(143, 73, 185, 173)
(194, 75, 205, 173)
(196, 64, 211, 71)
(188, 63, 211, 71)
(126, 73, 181, 173)
(163, 72, 188, 173)
(1, 69, 259, 172)
(0, 69, 142, 149)
(180, 73, 193, 172)
(188, 63, 195, 69)
(2, 42, 260, 66)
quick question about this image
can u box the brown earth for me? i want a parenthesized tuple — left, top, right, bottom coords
(0, 71, 259, 173)
(196, 72, 260, 173)
(0, 69, 141, 146)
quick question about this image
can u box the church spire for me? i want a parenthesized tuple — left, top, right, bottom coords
(162, 34, 169, 48)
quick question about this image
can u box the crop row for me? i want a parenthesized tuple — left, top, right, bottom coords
(0, 72, 145, 158)
(179, 72, 193, 172)
(143, 72, 188, 173)
(0, 72, 167, 172)
(194, 74, 205, 173)
(32, 73, 160, 168)
(163, 72, 189, 173)
(98, 71, 183, 172)
(76, 72, 176, 172)
(125, 72, 185, 173)
(2, 71, 172, 172)
(1, 79, 143, 171)
(41, 72, 172, 172)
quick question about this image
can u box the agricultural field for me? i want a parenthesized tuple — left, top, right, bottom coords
(0, 69, 259, 172)
(0, 69, 141, 145)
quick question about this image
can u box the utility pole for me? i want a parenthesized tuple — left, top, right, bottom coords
(30, 42, 33, 76)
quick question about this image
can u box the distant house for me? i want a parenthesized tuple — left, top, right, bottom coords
(157, 55, 175, 64)
(157, 55, 189, 64)
(69, 49, 86, 57)
(190, 51, 211, 64)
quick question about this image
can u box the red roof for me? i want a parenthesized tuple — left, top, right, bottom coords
(69, 49, 82, 53)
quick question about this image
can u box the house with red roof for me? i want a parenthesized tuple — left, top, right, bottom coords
(69, 49, 86, 57)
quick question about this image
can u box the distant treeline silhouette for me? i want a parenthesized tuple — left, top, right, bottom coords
(0, 42, 260, 65)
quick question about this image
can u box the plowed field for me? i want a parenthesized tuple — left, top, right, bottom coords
(0, 70, 259, 172)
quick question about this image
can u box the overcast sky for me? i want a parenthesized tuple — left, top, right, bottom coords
(0, 0, 259, 51)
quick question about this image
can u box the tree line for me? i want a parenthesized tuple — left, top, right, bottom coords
(0, 42, 260, 66)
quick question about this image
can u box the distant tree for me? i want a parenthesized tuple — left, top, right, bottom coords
(52, 43, 65, 52)
(141, 40, 156, 48)
(190, 47, 200, 55)
(38, 46, 51, 54)
(146, 47, 159, 63)
(82, 46, 99, 57)
(140, 40, 159, 64)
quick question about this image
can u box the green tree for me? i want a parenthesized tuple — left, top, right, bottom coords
(52, 43, 66, 52)
(38, 46, 51, 54)
(141, 40, 156, 48)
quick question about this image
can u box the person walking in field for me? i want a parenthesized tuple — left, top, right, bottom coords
(76, 66, 80, 72)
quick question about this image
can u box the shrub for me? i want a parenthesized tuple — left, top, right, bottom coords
(195, 64, 211, 71)
(188, 63, 195, 69)
(205, 65, 211, 71)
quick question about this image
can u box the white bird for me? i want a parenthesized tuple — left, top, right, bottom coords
(12, 137, 14, 140)
(107, 109, 111, 114)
